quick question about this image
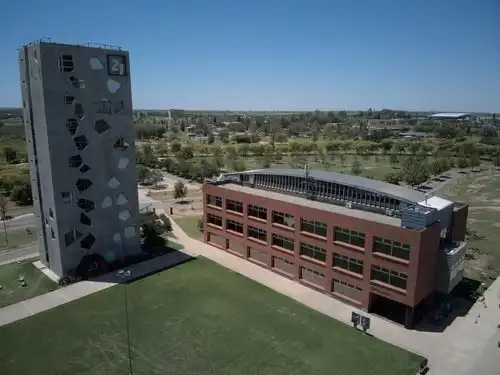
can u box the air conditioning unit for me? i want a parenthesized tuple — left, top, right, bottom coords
(345, 202, 352, 209)
(386, 209, 393, 216)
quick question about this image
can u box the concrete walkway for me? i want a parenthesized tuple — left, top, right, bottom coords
(168, 217, 500, 375)
(0, 249, 193, 327)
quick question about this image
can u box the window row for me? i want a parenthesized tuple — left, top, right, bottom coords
(373, 237, 411, 260)
(206, 199, 411, 259)
(334, 227, 365, 248)
(333, 253, 364, 275)
(371, 265, 408, 290)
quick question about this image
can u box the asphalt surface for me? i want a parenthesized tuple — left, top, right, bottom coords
(0, 244, 38, 265)
(2, 214, 35, 231)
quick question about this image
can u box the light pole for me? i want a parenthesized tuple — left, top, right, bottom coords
(117, 269, 133, 375)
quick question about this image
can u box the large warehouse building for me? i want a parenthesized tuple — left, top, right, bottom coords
(202, 167, 469, 328)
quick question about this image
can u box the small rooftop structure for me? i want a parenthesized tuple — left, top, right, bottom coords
(430, 113, 470, 119)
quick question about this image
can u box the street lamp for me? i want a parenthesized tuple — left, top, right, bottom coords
(117, 269, 133, 375)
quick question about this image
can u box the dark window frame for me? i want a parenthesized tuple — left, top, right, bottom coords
(248, 204, 267, 220)
(333, 253, 364, 275)
(271, 211, 295, 228)
(226, 219, 243, 233)
(271, 233, 294, 251)
(207, 213, 223, 227)
(300, 218, 327, 237)
(206, 194, 222, 208)
(334, 227, 366, 248)
(371, 265, 408, 289)
(226, 199, 243, 213)
(373, 237, 410, 260)
(300, 242, 326, 262)
(248, 225, 267, 242)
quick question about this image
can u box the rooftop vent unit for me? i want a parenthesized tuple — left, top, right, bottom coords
(345, 202, 352, 209)
(386, 209, 394, 216)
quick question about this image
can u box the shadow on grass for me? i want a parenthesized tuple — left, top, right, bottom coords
(415, 277, 482, 333)
(92, 248, 196, 285)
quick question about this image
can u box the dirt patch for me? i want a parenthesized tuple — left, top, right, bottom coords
(165, 199, 203, 218)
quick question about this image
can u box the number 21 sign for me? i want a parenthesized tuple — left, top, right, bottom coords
(107, 55, 127, 77)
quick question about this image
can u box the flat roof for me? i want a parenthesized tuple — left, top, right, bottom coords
(230, 168, 426, 203)
(221, 183, 402, 227)
(430, 113, 469, 118)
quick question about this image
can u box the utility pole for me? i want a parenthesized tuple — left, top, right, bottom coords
(117, 269, 133, 375)
(0, 194, 9, 247)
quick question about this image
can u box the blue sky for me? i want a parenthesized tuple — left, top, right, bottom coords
(1, 0, 499, 112)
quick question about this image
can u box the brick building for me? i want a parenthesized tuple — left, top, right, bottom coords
(202, 168, 468, 329)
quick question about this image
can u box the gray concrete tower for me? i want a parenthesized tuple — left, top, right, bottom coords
(19, 40, 141, 278)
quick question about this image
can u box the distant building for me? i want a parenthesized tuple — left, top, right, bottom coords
(203, 168, 469, 329)
(399, 131, 432, 139)
(430, 113, 470, 120)
(19, 40, 141, 278)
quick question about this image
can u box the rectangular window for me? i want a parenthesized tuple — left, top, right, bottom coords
(334, 227, 365, 248)
(207, 194, 222, 207)
(248, 204, 267, 220)
(272, 211, 295, 228)
(371, 265, 408, 290)
(300, 218, 327, 237)
(226, 219, 243, 233)
(248, 225, 267, 242)
(373, 237, 410, 261)
(333, 253, 364, 275)
(226, 199, 243, 213)
(207, 213, 222, 227)
(271, 233, 294, 251)
(300, 242, 326, 262)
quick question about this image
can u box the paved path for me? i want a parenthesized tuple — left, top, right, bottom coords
(168, 218, 500, 375)
(0, 244, 38, 265)
(0, 249, 193, 327)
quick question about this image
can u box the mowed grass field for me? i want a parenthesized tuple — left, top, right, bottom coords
(191, 154, 407, 181)
(0, 259, 57, 308)
(439, 167, 500, 283)
(0, 258, 422, 375)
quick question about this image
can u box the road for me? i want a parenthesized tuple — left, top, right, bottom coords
(0, 244, 38, 265)
(1, 213, 35, 231)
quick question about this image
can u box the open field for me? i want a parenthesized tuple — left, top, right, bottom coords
(0, 258, 422, 375)
(439, 167, 500, 283)
(187, 154, 420, 181)
(172, 215, 203, 240)
(5, 200, 32, 218)
(0, 259, 57, 308)
(0, 228, 36, 251)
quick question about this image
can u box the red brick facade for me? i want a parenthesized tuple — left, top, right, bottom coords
(203, 183, 459, 317)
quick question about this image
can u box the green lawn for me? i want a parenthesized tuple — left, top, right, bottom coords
(0, 228, 36, 251)
(0, 259, 57, 308)
(439, 168, 500, 283)
(0, 258, 422, 375)
(173, 215, 204, 240)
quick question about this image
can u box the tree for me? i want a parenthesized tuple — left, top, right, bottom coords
(402, 163, 430, 187)
(137, 165, 152, 183)
(10, 183, 32, 205)
(389, 153, 398, 168)
(0, 194, 8, 247)
(173, 180, 188, 200)
(207, 132, 215, 144)
(339, 153, 346, 165)
(384, 172, 402, 185)
(493, 155, 500, 168)
(150, 169, 163, 189)
(2, 147, 18, 164)
(351, 158, 362, 176)
(468, 154, 481, 172)
(457, 157, 468, 172)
